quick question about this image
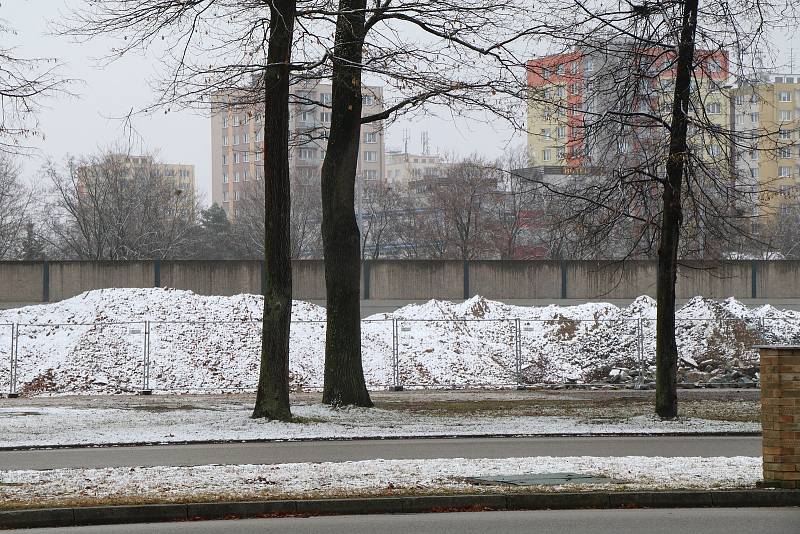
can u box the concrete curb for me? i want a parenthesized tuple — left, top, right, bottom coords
(1, 490, 797, 529)
(0, 431, 762, 452)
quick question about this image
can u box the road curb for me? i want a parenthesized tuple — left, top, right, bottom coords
(0, 489, 797, 529)
(0, 431, 762, 452)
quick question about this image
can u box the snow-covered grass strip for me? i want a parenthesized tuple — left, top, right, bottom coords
(0, 456, 762, 509)
(0, 404, 760, 448)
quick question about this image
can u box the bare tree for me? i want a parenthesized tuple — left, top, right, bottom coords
(521, 0, 798, 417)
(65, 0, 308, 420)
(233, 173, 322, 259)
(0, 156, 31, 258)
(0, 18, 68, 154)
(45, 150, 197, 260)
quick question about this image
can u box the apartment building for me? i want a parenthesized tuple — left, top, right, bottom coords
(526, 47, 731, 169)
(211, 81, 385, 217)
(385, 150, 448, 190)
(734, 73, 800, 219)
(77, 154, 196, 212)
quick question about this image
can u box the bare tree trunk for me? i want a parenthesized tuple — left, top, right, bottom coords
(253, 0, 296, 421)
(320, 0, 373, 407)
(656, 0, 699, 420)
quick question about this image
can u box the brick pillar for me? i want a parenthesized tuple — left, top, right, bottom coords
(760, 346, 800, 489)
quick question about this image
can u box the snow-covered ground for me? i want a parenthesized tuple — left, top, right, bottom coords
(1, 288, 797, 394)
(0, 456, 761, 508)
(0, 403, 759, 448)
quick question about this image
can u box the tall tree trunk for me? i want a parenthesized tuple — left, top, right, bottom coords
(253, 0, 296, 421)
(656, 0, 699, 420)
(320, 0, 373, 407)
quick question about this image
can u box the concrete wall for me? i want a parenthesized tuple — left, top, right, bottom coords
(48, 262, 152, 302)
(0, 262, 43, 305)
(366, 261, 464, 300)
(159, 261, 261, 296)
(2, 260, 800, 306)
(470, 261, 562, 299)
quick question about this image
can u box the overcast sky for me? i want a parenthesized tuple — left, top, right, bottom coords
(4, 1, 799, 203)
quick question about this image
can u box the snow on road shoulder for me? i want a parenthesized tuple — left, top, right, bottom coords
(0, 404, 759, 448)
(0, 456, 762, 508)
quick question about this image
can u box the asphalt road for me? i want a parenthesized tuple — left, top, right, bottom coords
(0, 435, 760, 470)
(2, 508, 798, 534)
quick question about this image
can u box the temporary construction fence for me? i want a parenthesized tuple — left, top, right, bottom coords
(1, 316, 797, 395)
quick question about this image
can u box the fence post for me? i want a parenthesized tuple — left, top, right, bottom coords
(515, 318, 523, 390)
(391, 318, 402, 391)
(139, 321, 152, 395)
(8, 324, 19, 397)
(636, 318, 645, 388)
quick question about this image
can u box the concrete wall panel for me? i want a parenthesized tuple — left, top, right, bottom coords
(469, 261, 561, 299)
(159, 261, 261, 296)
(368, 260, 463, 300)
(0, 262, 43, 303)
(48, 262, 152, 301)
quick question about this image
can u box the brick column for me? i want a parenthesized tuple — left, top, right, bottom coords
(759, 346, 800, 489)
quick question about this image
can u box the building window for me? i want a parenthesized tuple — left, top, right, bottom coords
(542, 149, 551, 162)
(300, 110, 313, 123)
(751, 112, 759, 123)
(321, 93, 332, 105)
(556, 86, 565, 98)
(365, 131, 378, 143)
(255, 152, 262, 162)
(750, 93, 759, 103)
(364, 150, 377, 162)
(555, 64, 564, 75)
(299, 147, 315, 160)
(222, 154, 228, 165)
(223, 191, 229, 202)
(234, 190, 241, 201)
(365, 170, 379, 180)
(750, 148, 759, 160)
(779, 110, 792, 122)
(541, 128, 551, 140)
(557, 126, 566, 138)
(778, 147, 792, 158)
(233, 115, 240, 127)
(243, 152, 249, 163)
(222, 117, 228, 128)
(233, 134, 240, 145)
(243, 170, 250, 181)
(750, 168, 759, 179)
(584, 59, 594, 73)
(363, 94, 375, 105)
(222, 136, 229, 147)
(233, 152, 240, 164)
(223, 172, 228, 184)
(779, 129, 791, 140)
(707, 58, 722, 73)
(242, 132, 249, 144)
(734, 95, 744, 106)
(707, 102, 721, 114)
(557, 147, 565, 159)
(320, 111, 331, 123)
(708, 144, 721, 157)
(234, 171, 240, 182)
(779, 91, 791, 102)
(255, 130, 263, 142)
(779, 166, 792, 177)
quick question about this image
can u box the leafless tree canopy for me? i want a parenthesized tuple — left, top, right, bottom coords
(44, 150, 198, 260)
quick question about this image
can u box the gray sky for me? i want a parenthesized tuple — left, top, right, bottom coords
(5, 0, 520, 202)
(5, 1, 798, 203)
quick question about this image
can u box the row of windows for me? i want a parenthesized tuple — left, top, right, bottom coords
(541, 146, 585, 161)
(747, 147, 800, 160)
(222, 151, 263, 165)
(222, 131, 265, 146)
(222, 114, 262, 128)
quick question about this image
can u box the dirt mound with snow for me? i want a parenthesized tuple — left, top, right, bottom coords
(1, 289, 798, 394)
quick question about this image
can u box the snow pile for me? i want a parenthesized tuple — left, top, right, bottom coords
(0, 288, 798, 394)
